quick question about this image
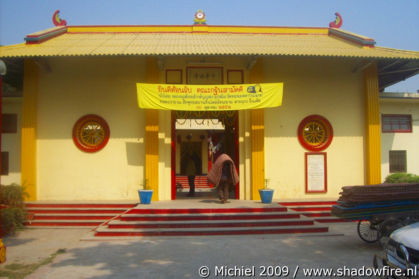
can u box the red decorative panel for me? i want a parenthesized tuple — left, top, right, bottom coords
(298, 115, 333, 152)
(73, 114, 110, 153)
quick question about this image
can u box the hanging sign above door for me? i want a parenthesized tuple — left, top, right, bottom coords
(136, 83, 283, 111)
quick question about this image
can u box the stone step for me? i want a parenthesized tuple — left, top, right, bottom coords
(126, 207, 287, 215)
(26, 220, 103, 226)
(107, 218, 314, 229)
(25, 203, 136, 208)
(302, 212, 332, 218)
(31, 214, 115, 220)
(94, 225, 329, 237)
(279, 201, 337, 206)
(120, 212, 300, 222)
(26, 208, 128, 214)
(313, 217, 352, 223)
(287, 206, 332, 212)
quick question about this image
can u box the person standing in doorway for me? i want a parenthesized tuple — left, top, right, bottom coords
(185, 152, 197, 197)
(207, 154, 239, 203)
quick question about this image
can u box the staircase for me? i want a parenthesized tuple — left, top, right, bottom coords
(278, 201, 347, 223)
(175, 175, 213, 189)
(25, 203, 136, 227)
(94, 205, 329, 237)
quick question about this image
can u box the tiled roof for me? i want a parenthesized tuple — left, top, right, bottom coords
(1, 25, 418, 59)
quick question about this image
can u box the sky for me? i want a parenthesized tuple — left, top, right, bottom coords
(0, 0, 418, 92)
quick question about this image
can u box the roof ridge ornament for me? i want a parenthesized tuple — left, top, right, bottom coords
(194, 10, 207, 25)
(329, 12, 343, 28)
(52, 10, 67, 26)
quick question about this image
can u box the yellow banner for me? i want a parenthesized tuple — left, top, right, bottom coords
(136, 83, 283, 111)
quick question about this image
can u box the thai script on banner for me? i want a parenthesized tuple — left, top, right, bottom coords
(137, 83, 283, 111)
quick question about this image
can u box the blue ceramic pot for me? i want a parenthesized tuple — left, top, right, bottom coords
(259, 189, 274, 204)
(138, 190, 153, 204)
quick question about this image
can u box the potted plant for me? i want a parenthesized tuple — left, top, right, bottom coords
(138, 178, 153, 204)
(259, 178, 274, 204)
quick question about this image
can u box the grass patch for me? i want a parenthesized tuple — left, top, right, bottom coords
(0, 248, 66, 279)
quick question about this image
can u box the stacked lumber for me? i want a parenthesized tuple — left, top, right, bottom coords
(331, 183, 419, 220)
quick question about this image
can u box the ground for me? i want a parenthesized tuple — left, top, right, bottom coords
(0, 223, 383, 279)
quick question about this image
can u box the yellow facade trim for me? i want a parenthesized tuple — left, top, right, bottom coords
(67, 25, 328, 35)
(249, 58, 265, 200)
(21, 59, 38, 200)
(364, 62, 382, 184)
(145, 57, 159, 201)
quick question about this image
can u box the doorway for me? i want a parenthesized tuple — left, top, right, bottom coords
(171, 111, 239, 200)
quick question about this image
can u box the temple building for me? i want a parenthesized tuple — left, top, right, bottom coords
(0, 11, 418, 202)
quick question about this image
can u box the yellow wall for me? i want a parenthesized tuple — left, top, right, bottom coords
(34, 55, 367, 201)
(263, 57, 365, 199)
(1, 98, 22, 185)
(380, 100, 419, 180)
(364, 63, 381, 184)
(37, 57, 146, 200)
(158, 109, 172, 201)
(21, 59, 38, 200)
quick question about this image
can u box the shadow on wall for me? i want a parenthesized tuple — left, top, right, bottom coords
(125, 142, 143, 166)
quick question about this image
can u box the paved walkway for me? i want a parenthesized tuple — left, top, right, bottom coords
(0, 200, 383, 278)
(1, 223, 382, 279)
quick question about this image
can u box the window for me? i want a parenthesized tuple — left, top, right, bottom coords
(73, 114, 110, 153)
(166, 69, 182, 84)
(389, 150, 407, 173)
(382, 114, 412, 133)
(1, 152, 9, 175)
(227, 70, 244, 84)
(298, 115, 333, 152)
(1, 114, 17, 133)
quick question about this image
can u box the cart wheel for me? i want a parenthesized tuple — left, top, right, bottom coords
(357, 220, 379, 243)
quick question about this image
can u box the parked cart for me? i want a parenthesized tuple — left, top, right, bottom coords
(331, 183, 419, 244)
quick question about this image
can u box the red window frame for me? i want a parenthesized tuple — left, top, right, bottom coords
(72, 114, 110, 153)
(298, 115, 333, 152)
(382, 114, 412, 133)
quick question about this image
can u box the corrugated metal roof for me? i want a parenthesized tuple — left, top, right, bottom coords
(1, 32, 418, 59)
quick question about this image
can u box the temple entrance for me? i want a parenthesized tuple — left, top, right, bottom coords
(171, 111, 239, 200)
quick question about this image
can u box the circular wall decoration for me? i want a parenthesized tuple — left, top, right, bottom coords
(298, 115, 333, 151)
(73, 114, 110, 153)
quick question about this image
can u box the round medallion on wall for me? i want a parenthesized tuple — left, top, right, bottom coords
(73, 114, 110, 153)
(298, 115, 333, 151)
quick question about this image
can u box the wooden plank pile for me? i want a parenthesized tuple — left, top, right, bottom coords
(331, 183, 419, 220)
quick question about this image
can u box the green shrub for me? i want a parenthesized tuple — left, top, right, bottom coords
(384, 173, 419, 183)
(1, 184, 28, 235)
(1, 207, 27, 235)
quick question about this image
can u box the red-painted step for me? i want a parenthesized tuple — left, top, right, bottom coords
(27, 209, 127, 214)
(279, 200, 345, 224)
(32, 215, 115, 220)
(287, 206, 332, 212)
(24, 203, 136, 227)
(314, 218, 351, 223)
(127, 207, 287, 215)
(279, 201, 337, 206)
(108, 220, 314, 229)
(302, 212, 332, 218)
(25, 203, 136, 208)
(93, 204, 330, 237)
(121, 213, 300, 222)
(95, 226, 329, 237)
(27, 221, 103, 227)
